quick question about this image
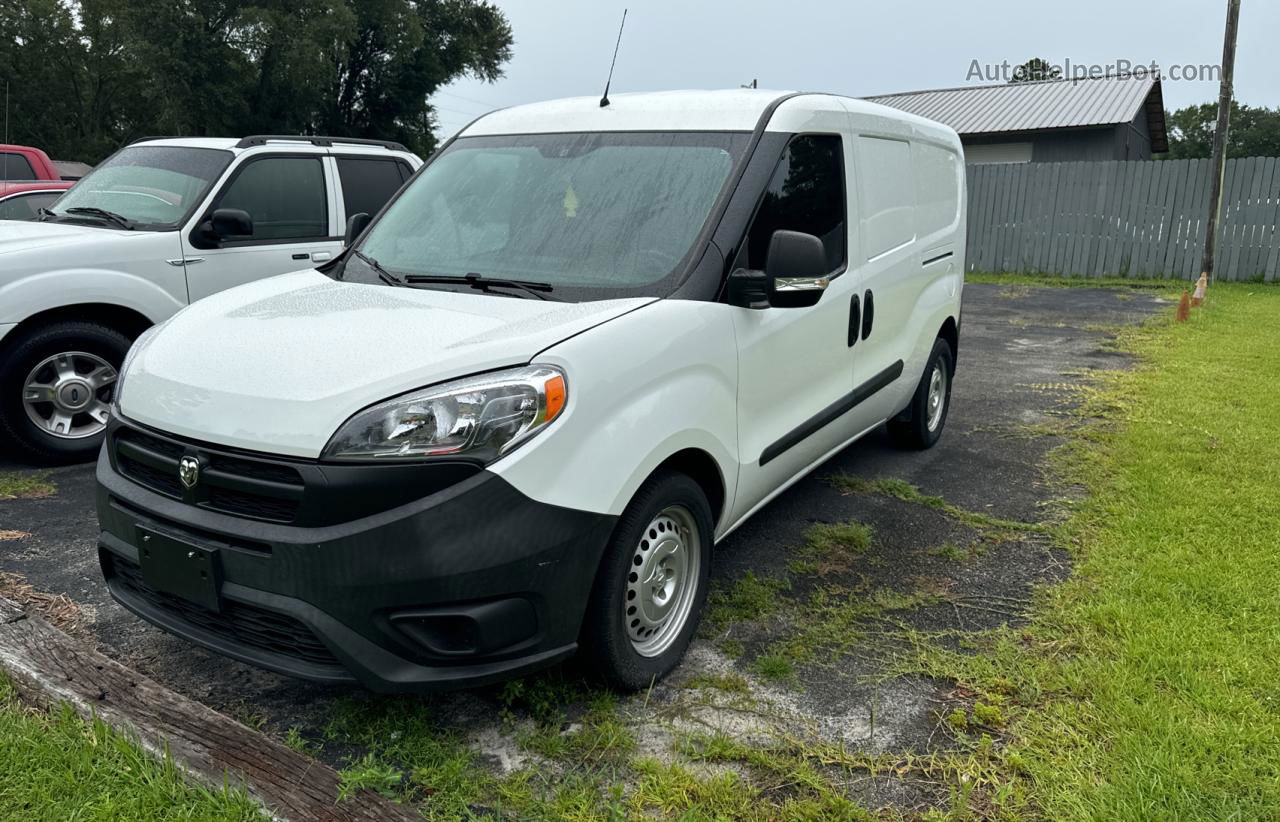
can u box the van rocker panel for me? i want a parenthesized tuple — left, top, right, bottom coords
(95, 447, 617, 692)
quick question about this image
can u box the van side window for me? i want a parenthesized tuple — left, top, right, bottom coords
(215, 156, 327, 242)
(736, 135, 845, 273)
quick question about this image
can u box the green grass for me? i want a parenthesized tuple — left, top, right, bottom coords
(702, 571, 790, 633)
(833, 474, 1044, 537)
(0, 470, 56, 500)
(323, 695, 489, 816)
(896, 284, 1280, 817)
(0, 677, 264, 821)
(788, 521, 873, 576)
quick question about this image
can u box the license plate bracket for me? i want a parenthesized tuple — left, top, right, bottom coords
(136, 526, 222, 612)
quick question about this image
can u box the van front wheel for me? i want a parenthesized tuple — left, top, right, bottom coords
(579, 472, 713, 691)
(888, 337, 954, 450)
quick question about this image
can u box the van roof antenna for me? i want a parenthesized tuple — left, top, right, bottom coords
(599, 9, 627, 108)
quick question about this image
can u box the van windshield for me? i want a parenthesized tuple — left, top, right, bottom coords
(344, 132, 749, 299)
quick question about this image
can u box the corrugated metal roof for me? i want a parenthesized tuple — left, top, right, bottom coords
(865, 74, 1160, 136)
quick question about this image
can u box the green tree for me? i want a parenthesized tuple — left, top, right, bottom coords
(0, 0, 511, 162)
(1163, 102, 1280, 159)
(1010, 58, 1062, 83)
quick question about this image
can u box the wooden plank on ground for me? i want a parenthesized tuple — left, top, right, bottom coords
(0, 596, 421, 822)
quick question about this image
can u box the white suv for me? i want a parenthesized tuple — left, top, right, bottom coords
(97, 91, 964, 692)
(0, 136, 422, 462)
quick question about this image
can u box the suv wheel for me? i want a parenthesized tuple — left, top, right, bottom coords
(888, 337, 954, 450)
(0, 321, 131, 465)
(579, 472, 713, 690)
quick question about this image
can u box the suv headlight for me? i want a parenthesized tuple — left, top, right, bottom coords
(321, 365, 567, 463)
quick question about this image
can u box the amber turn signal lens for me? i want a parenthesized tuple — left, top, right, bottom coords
(544, 374, 567, 421)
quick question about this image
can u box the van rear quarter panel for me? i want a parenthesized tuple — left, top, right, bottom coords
(488, 300, 740, 535)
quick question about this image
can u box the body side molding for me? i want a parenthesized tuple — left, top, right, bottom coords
(759, 360, 905, 467)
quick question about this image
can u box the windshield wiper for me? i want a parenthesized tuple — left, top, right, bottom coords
(35, 207, 56, 222)
(352, 250, 401, 286)
(402, 272, 561, 301)
(63, 207, 135, 230)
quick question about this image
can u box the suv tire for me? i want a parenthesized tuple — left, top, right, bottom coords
(0, 321, 132, 465)
(579, 471, 713, 690)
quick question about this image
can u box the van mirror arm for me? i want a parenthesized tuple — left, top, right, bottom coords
(727, 268, 771, 310)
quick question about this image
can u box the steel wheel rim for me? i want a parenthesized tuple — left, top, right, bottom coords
(625, 505, 701, 658)
(926, 363, 947, 432)
(22, 351, 117, 440)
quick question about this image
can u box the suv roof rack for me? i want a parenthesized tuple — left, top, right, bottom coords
(234, 135, 411, 153)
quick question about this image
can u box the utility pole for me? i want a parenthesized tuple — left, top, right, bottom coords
(1200, 0, 1242, 284)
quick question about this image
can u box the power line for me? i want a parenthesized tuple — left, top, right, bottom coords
(434, 89, 501, 109)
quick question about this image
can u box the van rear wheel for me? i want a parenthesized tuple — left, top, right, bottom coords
(888, 337, 954, 450)
(579, 472, 713, 691)
(0, 321, 130, 465)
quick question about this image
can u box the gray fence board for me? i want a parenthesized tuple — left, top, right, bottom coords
(966, 157, 1280, 280)
(1260, 159, 1280, 281)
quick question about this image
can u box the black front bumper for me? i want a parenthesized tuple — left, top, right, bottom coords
(96, 422, 616, 693)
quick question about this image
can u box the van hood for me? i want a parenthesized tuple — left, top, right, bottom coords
(0, 218, 136, 258)
(119, 269, 654, 457)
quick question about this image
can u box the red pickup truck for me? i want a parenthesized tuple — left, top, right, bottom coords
(0, 144, 78, 220)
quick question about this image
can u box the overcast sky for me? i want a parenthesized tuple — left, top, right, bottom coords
(432, 0, 1278, 139)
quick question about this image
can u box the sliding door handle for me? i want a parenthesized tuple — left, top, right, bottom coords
(848, 294, 861, 348)
(862, 290, 875, 340)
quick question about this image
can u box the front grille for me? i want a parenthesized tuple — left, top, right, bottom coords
(114, 426, 304, 524)
(119, 453, 183, 497)
(206, 486, 299, 522)
(108, 555, 340, 669)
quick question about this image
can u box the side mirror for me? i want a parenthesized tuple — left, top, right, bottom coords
(344, 212, 371, 245)
(765, 230, 830, 308)
(203, 207, 253, 241)
(727, 230, 831, 310)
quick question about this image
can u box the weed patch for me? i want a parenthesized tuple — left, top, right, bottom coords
(0, 471, 55, 500)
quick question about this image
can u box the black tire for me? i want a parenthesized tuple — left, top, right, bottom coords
(579, 472, 714, 691)
(0, 321, 133, 465)
(888, 337, 954, 450)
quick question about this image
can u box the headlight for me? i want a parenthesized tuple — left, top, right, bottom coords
(322, 365, 568, 463)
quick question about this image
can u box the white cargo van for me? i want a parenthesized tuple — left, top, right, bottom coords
(0, 136, 422, 463)
(96, 91, 965, 692)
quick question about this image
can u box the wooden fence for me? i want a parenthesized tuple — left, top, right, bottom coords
(965, 157, 1280, 281)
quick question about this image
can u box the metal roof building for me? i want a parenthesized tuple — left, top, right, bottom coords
(866, 74, 1168, 164)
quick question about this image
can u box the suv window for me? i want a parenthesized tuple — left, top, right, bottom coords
(0, 153, 37, 181)
(215, 156, 327, 241)
(735, 134, 846, 274)
(337, 158, 409, 221)
(0, 191, 60, 220)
